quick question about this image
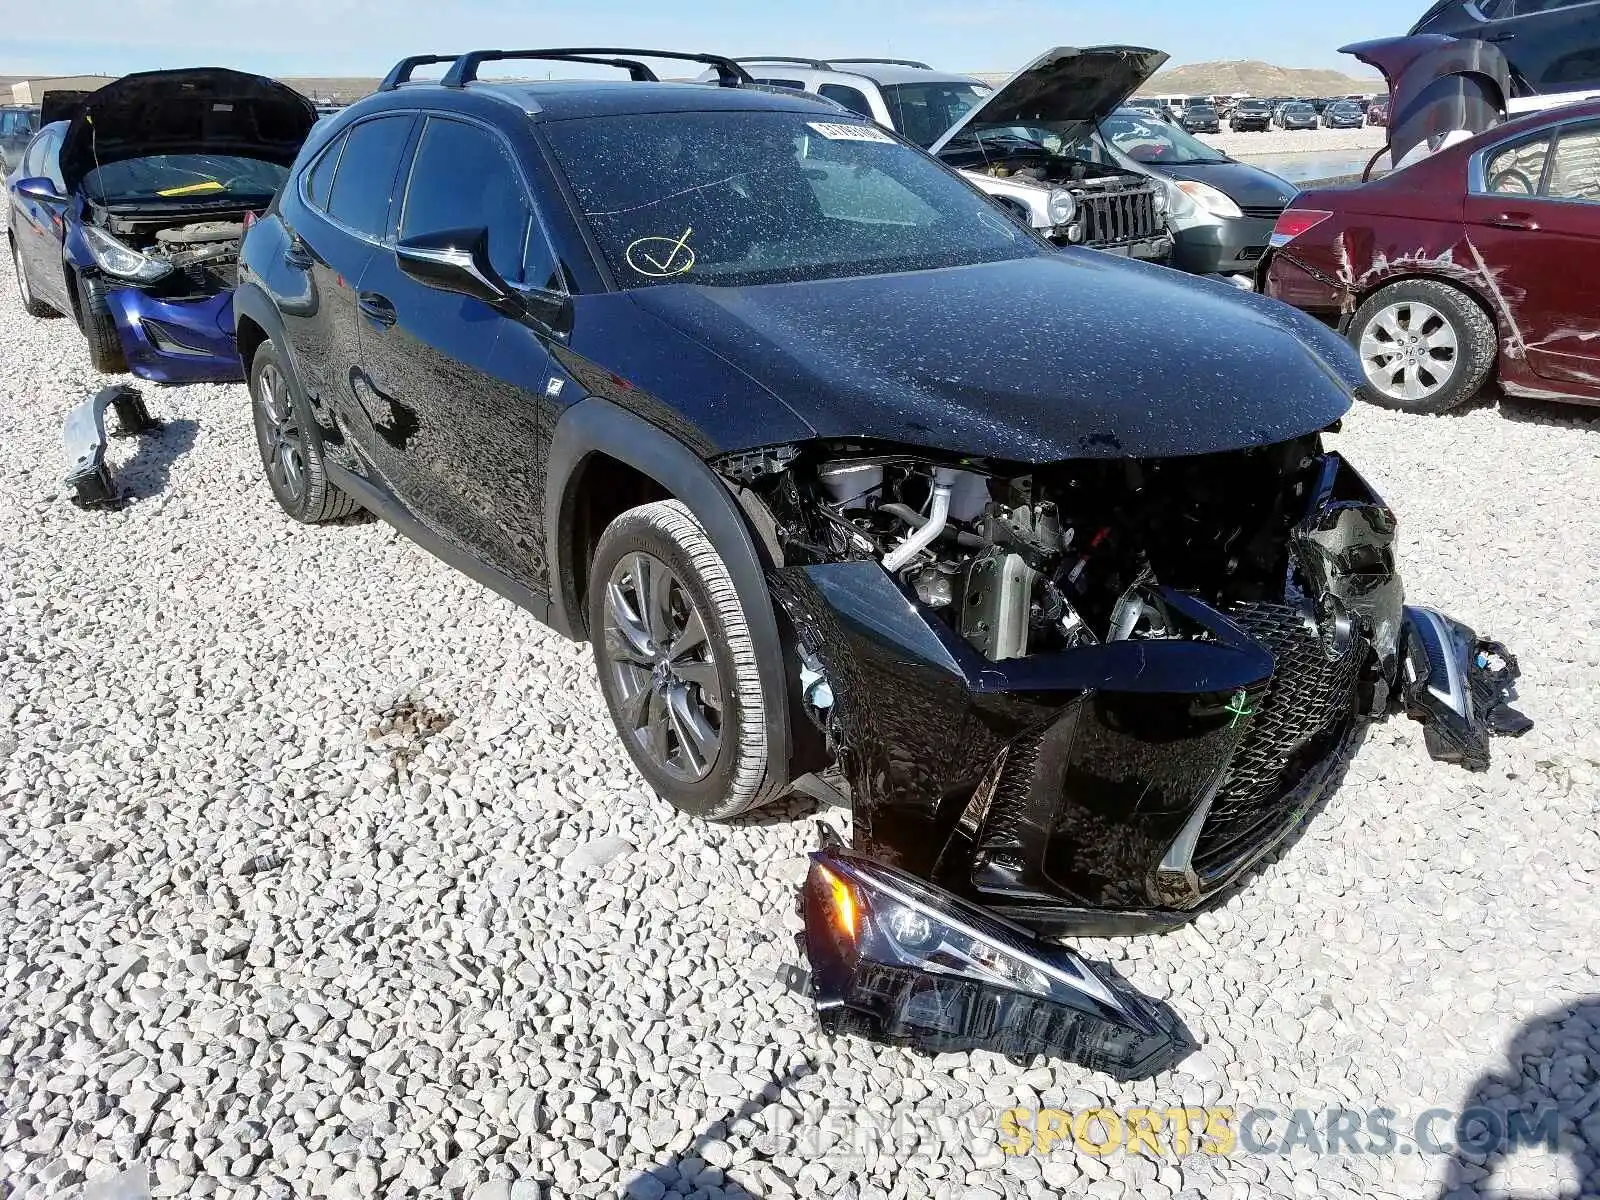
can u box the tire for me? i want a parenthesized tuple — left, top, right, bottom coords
(588, 500, 783, 821)
(248, 339, 359, 523)
(10, 238, 57, 318)
(1347, 280, 1497, 415)
(75, 272, 128, 373)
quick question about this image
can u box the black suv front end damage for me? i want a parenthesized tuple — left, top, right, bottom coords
(717, 434, 1528, 1073)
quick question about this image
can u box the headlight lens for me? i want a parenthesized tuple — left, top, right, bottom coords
(83, 225, 173, 283)
(1046, 188, 1077, 227)
(1151, 186, 1169, 216)
(1175, 180, 1245, 220)
(799, 849, 1190, 1078)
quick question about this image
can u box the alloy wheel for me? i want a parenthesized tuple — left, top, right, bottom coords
(602, 551, 724, 784)
(1358, 300, 1460, 404)
(256, 362, 308, 503)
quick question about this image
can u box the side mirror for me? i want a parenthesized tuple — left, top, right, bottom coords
(15, 177, 63, 202)
(395, 227, 508, 306)
(395, 227, 573, 335)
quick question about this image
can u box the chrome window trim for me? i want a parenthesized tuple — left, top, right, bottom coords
(296, 112, 416, 249)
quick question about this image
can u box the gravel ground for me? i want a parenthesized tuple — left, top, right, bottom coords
(1197, 126, 1389, 159)
(2, 238, 1599, 1200)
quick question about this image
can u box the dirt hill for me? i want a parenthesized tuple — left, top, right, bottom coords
(1139, 59, 1382, 98)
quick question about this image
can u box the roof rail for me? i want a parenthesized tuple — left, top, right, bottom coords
(830, 57, 933, 70)
(738, 55, 833, 71)
(378, 55, 460, 91)
(439, 48, 753, 89)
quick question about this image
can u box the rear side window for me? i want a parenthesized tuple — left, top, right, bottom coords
(755, 78, 807, 91)
(326, 115, 414, 238)
(818, 84, 875, 118)
(1485, 136, 1552, 194)
(1548, 125, 1600, 202)
(400, 117, 553, 287)
(303, 136, 342, 210)
(23, 129, 64, 189)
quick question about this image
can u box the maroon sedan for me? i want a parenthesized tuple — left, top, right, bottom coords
(1263, 99, 1600, 413)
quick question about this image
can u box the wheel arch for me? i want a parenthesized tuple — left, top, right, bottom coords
(544, 396, 796, 774)
(1351, 270, 1504, 351)
(232, 282, 291, 377)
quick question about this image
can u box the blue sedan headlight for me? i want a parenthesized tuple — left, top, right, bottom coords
(83, 225, 174, 284)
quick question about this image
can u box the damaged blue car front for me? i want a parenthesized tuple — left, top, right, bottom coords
(5, 68, 315, 383)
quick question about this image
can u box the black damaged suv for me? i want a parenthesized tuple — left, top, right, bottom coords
(236, 49, 1526, 1074)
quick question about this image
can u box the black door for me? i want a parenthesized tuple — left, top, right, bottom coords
(355, 114, 567, 597)
(278, 113, 416, 476)
(12, 127, 71, 312)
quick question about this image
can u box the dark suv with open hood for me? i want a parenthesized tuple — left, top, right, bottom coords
(5, 68, 314, 382)
(235, 48, 1528, 1078)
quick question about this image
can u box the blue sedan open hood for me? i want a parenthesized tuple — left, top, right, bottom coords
(627, 253, 1358, 463)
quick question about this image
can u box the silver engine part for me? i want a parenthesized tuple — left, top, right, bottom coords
(961, 549, 1039, 662)
(153, 220, 246, 269)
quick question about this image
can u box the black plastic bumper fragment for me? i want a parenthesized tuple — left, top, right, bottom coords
(1400, 606, 1532, 772)
(62, 384, 160, 508)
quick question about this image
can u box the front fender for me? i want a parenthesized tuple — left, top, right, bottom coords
(543, 395, 795, 772)
(1342, 35, 1511, 165)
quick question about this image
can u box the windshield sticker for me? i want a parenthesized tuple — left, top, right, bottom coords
(625, 227, 697, 279)
(157, 181, 226, 197)
(807, 121, 895, 144)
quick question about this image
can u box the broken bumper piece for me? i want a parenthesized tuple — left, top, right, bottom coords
(1400, 606, 1532, 772)
(62, 384, 160, 507)
(797, 848, 1191, 1080)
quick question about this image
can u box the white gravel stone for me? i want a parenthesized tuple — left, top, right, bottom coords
(1, 208, 1596, 1200)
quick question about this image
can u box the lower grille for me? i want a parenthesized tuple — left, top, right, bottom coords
(1078, 186, 1162, 247)
(1193, 602, 1365, 875)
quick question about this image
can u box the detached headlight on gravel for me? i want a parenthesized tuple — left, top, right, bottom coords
(1046, 188, 1078, 227)
(83, 225, 173, 283)
(798, 849, 1189, 1080)
(1174, 180, 1244, 221)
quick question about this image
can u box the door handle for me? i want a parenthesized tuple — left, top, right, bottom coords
(1486, 213, 1538, 231)
(1487, 31, 1516, 42)
(358, 292, 398, 328)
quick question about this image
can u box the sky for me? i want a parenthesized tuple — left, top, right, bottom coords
(8, 0, 1398, 80)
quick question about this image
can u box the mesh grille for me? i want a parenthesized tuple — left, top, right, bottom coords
(1194, 602, 1364, 873)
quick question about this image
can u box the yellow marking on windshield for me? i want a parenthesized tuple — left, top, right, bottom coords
(157, 180, 226, 197)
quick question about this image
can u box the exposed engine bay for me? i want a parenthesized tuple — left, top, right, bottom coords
(93, 207, 254, 296)
(769, 439, 1329, 666)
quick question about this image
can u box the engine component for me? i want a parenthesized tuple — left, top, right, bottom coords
(820, 461, 884, 509)
(961, 549, 1039, 662)
(911, 563, 959, 608)
(883, 467, 956, 573)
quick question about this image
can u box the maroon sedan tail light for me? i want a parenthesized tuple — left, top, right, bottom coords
(1270, 209, 1334, 248)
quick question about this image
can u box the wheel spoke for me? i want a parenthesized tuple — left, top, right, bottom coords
(647, 559, 676, 646)
(618, 674, 653, 732)
(665, 684, 718, 773)
(281, 447, 305, 496)
(645, 688, 671, 762)
(606, 580, 653, 658)
(675, 660, 721, 709)
(669, 608, 709, 663)
(604, 625, 654, 669)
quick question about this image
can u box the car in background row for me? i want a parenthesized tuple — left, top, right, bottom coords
(1, 106, 40, 172)
(1323, 100, 1367, 129)
(5, 68, 315, 381)
(1279, 102, 1321, 131)
(1368, 97, 1391, 125)
(235, 45, 1523, 1075)
(1181, 102, 1221, 133)
(1230, 99, 1274, 131)
(738, 48, 1173, 263)
(1264, 99, 1600, 413)
(1101, 106, 1297, 284)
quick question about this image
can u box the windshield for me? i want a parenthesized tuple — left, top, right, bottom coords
(80, 154, 289, 203)
(1099, 110, 1227, 164)
(543, 110, 1039, 290)
(877, 81, 991, 148)
(1285, 104, 1315, 116)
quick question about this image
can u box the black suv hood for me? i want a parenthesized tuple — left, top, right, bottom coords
(60, 68, 316, 193)
(929, 46, 1170, 157)
(627, 254, 1357, 463)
